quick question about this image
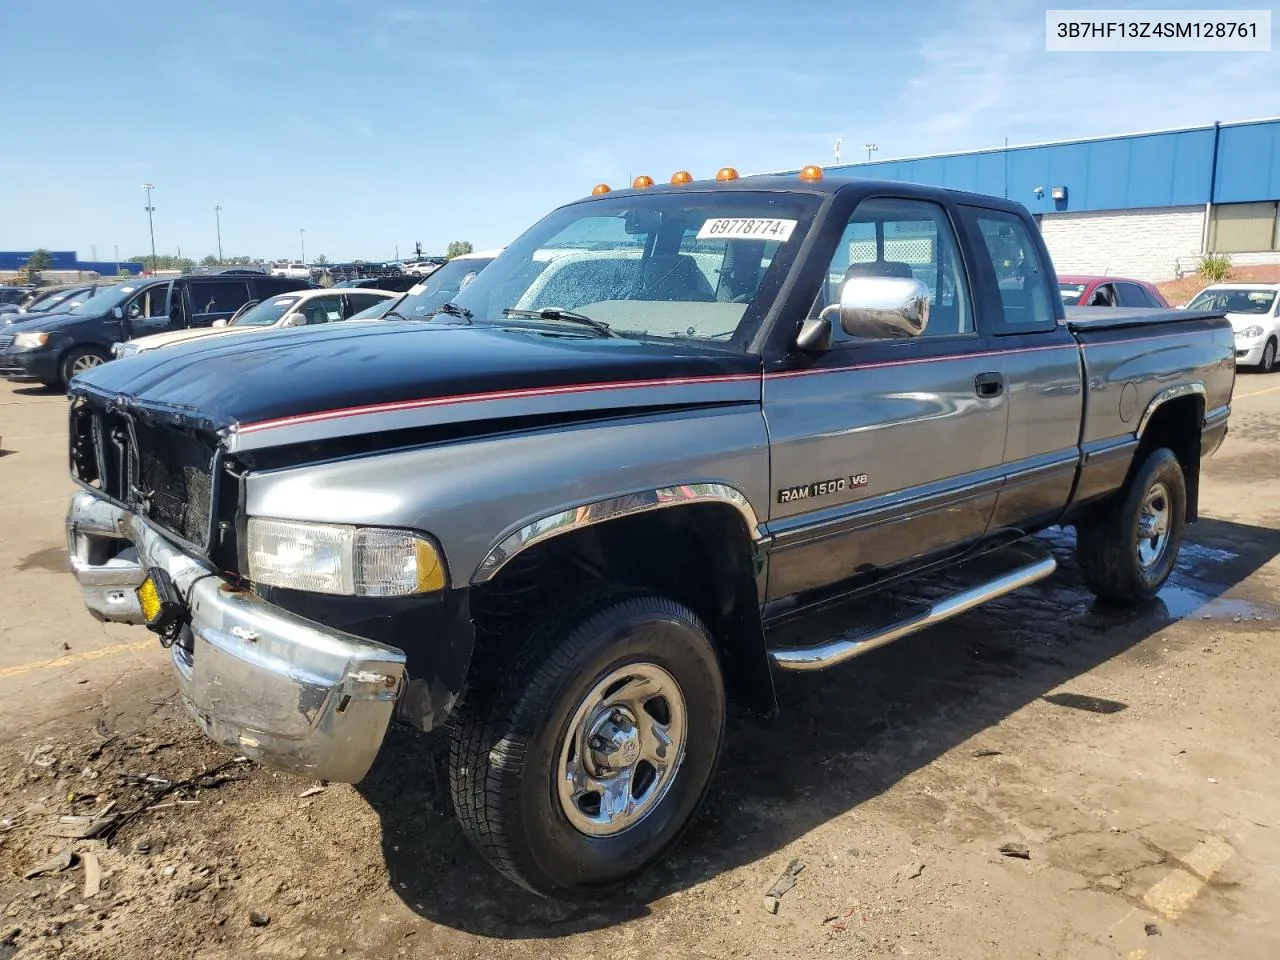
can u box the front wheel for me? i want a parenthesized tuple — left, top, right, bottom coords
(449, 590, 725, 898)
(60, 347, 109, 388)
(1259, 338, 1277, 373)
(1075, 447, 1186, 605)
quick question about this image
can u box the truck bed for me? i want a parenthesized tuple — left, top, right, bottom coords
(1063, 306, 1224, 331)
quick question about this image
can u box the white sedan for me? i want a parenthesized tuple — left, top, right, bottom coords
(112, 288, 397, 358)
(1185, 283, 1280, 372)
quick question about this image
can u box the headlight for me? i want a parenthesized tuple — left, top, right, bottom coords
(1238, 325, 1265, 339)
(246, 518, 446, 596)
(12, 332, 48, 350)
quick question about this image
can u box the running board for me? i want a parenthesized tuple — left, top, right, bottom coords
(767, 542, 1057, 673)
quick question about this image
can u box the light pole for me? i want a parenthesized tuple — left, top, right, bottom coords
(864, 143, 878, 162)
(142, 183, 157, 274)
(299, 228, 305, 265)
(214, 205, 223, 263)
(833, 137, 843, 164)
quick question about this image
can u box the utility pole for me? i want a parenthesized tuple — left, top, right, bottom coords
(214, 205, 223, 262)
(114, 245, 119, 274)
(142, 183, 157, 274)
(833, 137, 843, 164)
(299, 228, 305, 265)
(864, 143, 878, 162)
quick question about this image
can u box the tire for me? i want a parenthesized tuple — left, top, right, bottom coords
(1075, 447, 1186, 605)
(1259, 338, 1277, 373)
(449, 588, 725, 898)
(60, 347, 109, 388)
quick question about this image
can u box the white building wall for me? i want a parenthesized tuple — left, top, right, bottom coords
(1225, 251, 1280, 268)
(1039, 206, 1205, 282)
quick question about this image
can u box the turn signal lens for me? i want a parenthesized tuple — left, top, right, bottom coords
(591, 183, 611, 196)
(799, 165, 824, 181)
(670, 170, 693, 185)
(632, 175, 655, 189)
(715, 167, 739, 181)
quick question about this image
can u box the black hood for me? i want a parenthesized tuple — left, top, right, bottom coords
(1, 309, 83, 331)
(71, 321, 761, 439)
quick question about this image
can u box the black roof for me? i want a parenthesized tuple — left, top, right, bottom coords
(568, 174, 1029, 215)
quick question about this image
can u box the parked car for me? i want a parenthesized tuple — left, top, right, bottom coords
(1183, 283, 1280, 371)
(335, 274, 421, 293)
(402, 257, 448, 277)
(0, 286, 29, 314)
(64, 171, 1231, 898)
(0, 274, 308, 387)
(113, 288, 397, 357)
(270, 261, 311, 280)
(1058, 275, 1169, 308)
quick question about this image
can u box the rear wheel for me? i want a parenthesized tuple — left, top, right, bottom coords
(1075, 447, 1186, 605)
(60, 347, 108, 388)
(449, 589, 725, 898)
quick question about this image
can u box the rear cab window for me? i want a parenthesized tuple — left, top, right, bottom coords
(962, 207, 1058, 333)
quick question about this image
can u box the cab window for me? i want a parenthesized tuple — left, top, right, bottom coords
(969, 209, 1056, 332)
(818, 197, 973, 340)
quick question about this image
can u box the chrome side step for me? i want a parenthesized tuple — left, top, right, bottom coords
(767, 543, 1057, 673)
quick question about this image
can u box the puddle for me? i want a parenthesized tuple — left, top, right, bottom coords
(1156, 585, 1272, 622)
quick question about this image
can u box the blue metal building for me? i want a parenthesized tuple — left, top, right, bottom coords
(789, 117, 1280, 281)
(0, 251, 144, 276)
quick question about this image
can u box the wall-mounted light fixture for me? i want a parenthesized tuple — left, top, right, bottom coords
(1033, 185, 1045, 198)
(1050, 185, 1068, 201)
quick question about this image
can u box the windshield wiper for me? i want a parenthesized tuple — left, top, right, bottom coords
(433, 301, 473, 322)
(502, 307, 619, 338)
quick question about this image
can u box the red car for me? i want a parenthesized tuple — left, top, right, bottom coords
(1058, 275, 1169, 308)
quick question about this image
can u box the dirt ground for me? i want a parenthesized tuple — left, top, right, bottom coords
(2, 374, 1280, 960)
(1156, 264, 1280, 306)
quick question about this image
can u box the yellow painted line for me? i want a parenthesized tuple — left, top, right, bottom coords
(0, 639, 157, 681)
(1141, 836, 1235, 919)
(1234, 381, 1280, 399)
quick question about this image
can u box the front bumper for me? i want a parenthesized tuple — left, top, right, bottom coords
(0, 348, 58, 382)
(1235, 340, 1265, 365)
(66, 490, 406, 783)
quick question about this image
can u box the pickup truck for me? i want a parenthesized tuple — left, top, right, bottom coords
(64, 169, 1233, 899)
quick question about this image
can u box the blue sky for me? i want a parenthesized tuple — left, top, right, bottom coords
(1, 0, 1276, 262)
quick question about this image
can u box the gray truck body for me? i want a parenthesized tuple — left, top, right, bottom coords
(65, 176, 1234, 786)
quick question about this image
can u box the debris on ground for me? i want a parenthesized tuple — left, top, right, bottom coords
(971, 749, 1003, 758)
(762, 857, 806, 913)
(82, 851, 102, 898)
(998, 842, 1031, 860)
(22, 846, 75, 880)
(897, 861, 926, 881)
(1145, 922, 1161, 936)
(298, 785, 327, 799)
(828, 908, 857, 933)
(249, 910, 271, 927)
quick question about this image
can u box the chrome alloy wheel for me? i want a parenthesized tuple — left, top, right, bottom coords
(556, 662, 687, 837)
(1136, 480, 1172, 570)
(71, 353, 105, 374)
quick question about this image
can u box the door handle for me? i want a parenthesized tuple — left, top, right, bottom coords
(974, 372, 1004, 398)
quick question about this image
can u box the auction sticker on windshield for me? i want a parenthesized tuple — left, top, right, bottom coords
(697, 218, 797, 241)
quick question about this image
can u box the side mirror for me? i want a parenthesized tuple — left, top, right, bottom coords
(211, 318, 228, 328)
(113, 307, 124, 320)
(828, 276, 930, 339)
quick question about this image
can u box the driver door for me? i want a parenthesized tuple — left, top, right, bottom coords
(124, 283, 173, 339)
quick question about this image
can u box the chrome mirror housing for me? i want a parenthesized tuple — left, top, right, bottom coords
(827, 276, 930, 339)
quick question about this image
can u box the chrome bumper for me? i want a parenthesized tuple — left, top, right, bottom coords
(65, 490, 406, 783)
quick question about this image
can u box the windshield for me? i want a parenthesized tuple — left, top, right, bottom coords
(448, 191, 818, 346)
(231, 295, 302, 327)
(1187, 288, 1277, 315)
(390, 257, 496, 320)
(67, 282, 143, 315)
(1059, 282, 1088, 305)
(28, 289, 84, 312)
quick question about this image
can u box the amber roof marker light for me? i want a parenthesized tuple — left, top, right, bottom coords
(798, 165, 824, 181)
(715, 167, 740, 181)
(670, 170, 693, 185)
(591, 183, 612, 195)
(632, 175, 655, 189)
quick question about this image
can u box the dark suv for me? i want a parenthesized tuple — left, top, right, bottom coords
(0, 274, 308, 388)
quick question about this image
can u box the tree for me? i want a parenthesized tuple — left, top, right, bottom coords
(27, 249, 53, 272)
(201, 254, 220, 267)
(446, 241, 473, 259)
(314, 254, 329, 266)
